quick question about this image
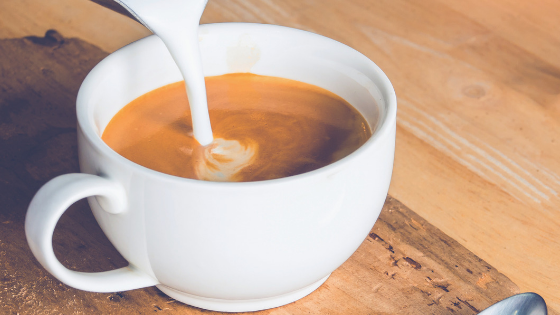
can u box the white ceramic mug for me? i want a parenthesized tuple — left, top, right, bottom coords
(25, 23, 396, 312)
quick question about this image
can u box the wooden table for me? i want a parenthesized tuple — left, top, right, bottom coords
(1, 0, 559, 313)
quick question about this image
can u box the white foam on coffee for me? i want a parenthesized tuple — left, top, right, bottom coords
(114, 0, 256, 180)
(194, 139, 257, 181)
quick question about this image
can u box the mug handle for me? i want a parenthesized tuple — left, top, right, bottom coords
(25, 173, 158, 292)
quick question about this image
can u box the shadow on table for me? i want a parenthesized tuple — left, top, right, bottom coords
(0, 30, 129, 302)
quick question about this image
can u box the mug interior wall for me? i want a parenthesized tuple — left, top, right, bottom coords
(83, 25, 388, 137)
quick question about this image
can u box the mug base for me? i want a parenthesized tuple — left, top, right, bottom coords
(156, 274, 330, 312)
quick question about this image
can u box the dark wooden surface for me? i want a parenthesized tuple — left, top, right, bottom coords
(0, 31, 524, 314)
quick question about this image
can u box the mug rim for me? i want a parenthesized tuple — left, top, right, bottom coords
(77, 22, 397, 188)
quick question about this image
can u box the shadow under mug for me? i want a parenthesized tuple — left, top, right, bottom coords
(25, 23, 397, 312)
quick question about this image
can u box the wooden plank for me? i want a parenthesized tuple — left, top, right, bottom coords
(0, 31, 523, 314)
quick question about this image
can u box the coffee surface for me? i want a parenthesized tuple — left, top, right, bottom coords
(102, 73, 371, 182)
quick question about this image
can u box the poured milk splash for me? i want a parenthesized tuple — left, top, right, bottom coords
(114, 0, 260, 179)
(115, 0, 214, 145)
(194, 138, 257, 181)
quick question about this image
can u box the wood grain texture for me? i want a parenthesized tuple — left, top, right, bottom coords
(1, 0, 560, 311)
(0, 31, 523, 315)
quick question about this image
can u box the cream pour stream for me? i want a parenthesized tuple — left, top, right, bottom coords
(114, 0, 256, 181)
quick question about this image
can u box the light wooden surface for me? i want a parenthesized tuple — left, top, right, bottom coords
(1, 0, 559, 312)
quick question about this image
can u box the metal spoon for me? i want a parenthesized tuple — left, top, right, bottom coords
(479, 293, 547, 315)
(108, 0, 153, 31)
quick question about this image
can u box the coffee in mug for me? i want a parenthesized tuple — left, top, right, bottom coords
(102, 73, 371, 182)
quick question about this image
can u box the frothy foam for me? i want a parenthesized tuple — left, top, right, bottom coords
(194, 138, 257, 181)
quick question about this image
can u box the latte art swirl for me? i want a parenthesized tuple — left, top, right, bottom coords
(194, 138, 257, 181)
